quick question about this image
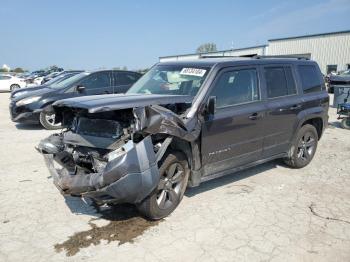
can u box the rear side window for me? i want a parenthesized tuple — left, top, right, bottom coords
(264, 67, 297, 98)
(298, 65, 322, 93)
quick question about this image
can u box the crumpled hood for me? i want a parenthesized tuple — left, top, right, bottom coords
(53, 93, 193, 113)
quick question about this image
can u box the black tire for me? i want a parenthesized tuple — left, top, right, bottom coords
(39, 111, 62, 130)
(340, 118, 350, 129)
(284, 124, 318, 168)
(137, 151, 189, 220)
(10, 84, 20, 91)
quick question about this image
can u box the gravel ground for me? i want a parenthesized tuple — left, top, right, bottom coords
(0, 92, 349, 262)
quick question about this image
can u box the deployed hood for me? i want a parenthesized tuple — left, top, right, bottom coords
(53, 93, 193, 113)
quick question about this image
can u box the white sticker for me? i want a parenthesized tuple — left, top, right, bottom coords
(180, 68, 206, 77)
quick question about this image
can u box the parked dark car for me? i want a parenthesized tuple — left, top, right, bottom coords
(37, 57, 329, 219)
(10, 70, 141, 129)
(327, 70, 350, 93)
(11, 71, 83, 99)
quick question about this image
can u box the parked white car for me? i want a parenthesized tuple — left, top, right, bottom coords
(0, 75, 26, 91)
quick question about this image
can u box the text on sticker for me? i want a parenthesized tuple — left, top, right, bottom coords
(180, 68, 206, 77)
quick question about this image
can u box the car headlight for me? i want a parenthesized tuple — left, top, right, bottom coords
(16, 96, 41, 106)
(13, 91, 28, 98)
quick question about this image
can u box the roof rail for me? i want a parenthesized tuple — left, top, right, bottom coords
(199, 55, 244, 59)
(253, 55, 310, 60)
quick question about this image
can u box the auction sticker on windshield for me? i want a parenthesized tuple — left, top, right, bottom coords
(180, 68, 206, 77)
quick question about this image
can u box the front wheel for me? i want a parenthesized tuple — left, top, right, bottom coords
(137, 151, 189, 220)
(39, 111, 62, 130)
(284, 124, 318, 168)
(340, 118, 350, 129)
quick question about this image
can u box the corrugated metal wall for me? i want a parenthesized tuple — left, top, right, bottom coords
(159, 32, 350, 74)
(267, 32, 350, 74)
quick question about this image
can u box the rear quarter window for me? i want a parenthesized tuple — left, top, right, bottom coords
(298, 65, 323, 93)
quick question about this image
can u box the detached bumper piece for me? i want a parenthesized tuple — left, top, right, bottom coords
(38, 135, 160, 205)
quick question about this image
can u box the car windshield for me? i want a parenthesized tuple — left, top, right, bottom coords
(127, 65, 210, 96)
(49, 72, 90, 89)
(45, 73, 75, 86)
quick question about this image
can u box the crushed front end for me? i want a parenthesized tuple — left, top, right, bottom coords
(37, 94, 199, 206)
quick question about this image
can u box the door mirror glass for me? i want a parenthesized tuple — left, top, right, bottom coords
(76, 85, 86, 93)
(206, 96, 216, 115)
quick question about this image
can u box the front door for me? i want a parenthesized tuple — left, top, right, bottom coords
(77, 71, 113, 96)
(201, 66, 265, 177)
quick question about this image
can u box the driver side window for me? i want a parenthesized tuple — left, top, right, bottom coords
(210, 68, 260, 108)
(79, 72, 110, 90)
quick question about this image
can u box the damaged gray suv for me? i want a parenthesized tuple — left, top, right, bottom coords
(38, 57, 329, 219)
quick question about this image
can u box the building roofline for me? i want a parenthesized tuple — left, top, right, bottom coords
(159, 44, 267, 59)
(269, 30, 350, 42)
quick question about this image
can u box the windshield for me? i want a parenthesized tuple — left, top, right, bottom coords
(49, 72, 90, 89)
(127, 65, 210, 96)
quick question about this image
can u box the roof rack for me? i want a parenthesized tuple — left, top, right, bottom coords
(199, 54, 310, 60)
(199, 55, 244, 59)
(252, 55, 310, 60)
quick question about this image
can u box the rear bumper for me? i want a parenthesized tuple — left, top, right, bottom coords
(40, 136, 160, 205)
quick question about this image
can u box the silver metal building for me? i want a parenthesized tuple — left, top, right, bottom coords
(159, 30, 350, 74)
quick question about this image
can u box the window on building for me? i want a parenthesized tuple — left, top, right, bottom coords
(298, 65, 322, 93)
(264, 66, 297, 98)
(326, 65, 337, 74)
(210, 68, 259, 108)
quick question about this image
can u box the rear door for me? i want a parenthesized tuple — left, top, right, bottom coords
(261, 64, 302, 157)
(77, 71, 113, 96)
(201, 66, 266, 176)
(112, 71, 140, 93)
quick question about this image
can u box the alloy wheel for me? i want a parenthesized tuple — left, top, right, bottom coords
(297, 131, 316, 161)
(156, 162, 186, 210)
(45, 113, 61, 127)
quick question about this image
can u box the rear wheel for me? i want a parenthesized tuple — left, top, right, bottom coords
(137, 151, 189, 220)
(39, 111, 62, 130)
(284, 124, 318, 168)
(10, 84, 20, 91)
(340, 118, 350, 129)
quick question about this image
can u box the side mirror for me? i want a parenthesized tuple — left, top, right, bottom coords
(206, 96, 216, 115)
(75, 85, 85, 93)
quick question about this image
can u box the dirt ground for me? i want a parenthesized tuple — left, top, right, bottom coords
(0, 92, 349, 262)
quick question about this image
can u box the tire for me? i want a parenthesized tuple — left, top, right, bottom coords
(284, 124, 318, 169)
(340, 118, 350, 129)
(39, 111, 62, 130)
(10, 84, 20, 91)
(137, 151, 189, 220)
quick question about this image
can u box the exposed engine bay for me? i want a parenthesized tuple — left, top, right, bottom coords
(37, 95, 200, 205)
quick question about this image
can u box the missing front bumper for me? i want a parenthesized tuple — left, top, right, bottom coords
(41, 136, 160, 204)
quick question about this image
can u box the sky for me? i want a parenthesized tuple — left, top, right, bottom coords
(1, 0, 350, 71)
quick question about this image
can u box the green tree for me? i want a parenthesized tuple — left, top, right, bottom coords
(196, 43, 217, 54)
(12, 67, 25, 73)
(0, 68, 8, 72)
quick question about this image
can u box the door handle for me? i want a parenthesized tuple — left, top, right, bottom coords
(290, 104, 302, 110)
(249, 112, 259, 120)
